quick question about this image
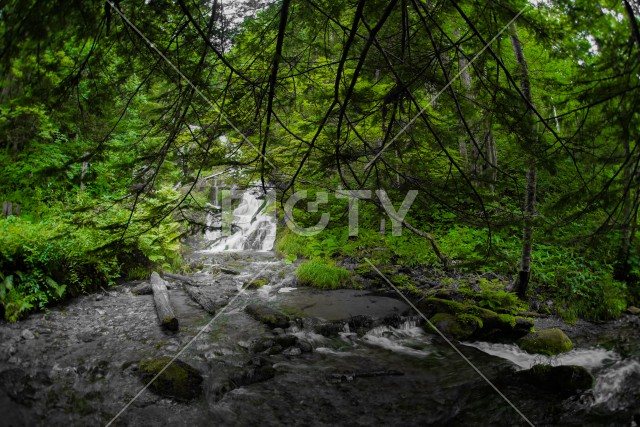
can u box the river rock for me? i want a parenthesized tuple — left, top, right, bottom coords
(245, 304, 290, 328)
(21, 329, 35, 340)
(517, 328, 573, 356)
(426, 313, 477, 340)
(274, 334, 298, 348)
(627, 306, 640, 315)
(211, 357, 275, 401)
(137, 357, 203, 401)
(247, 277, 269, 289)
(417, 297, 533, 341)
(282, 347, 302, 356)
(296, 340, 313, 353)
(516, 364, 594, 396)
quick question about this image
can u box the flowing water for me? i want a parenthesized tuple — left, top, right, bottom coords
(201, 185, 276, 252)
(1, 187, 640, 426)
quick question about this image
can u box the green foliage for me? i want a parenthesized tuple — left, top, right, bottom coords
(296, 259, 351, 289)
(476, 279, 526, 314)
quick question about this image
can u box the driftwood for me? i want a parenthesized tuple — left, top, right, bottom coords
(132, 280, 179, 295)
(162, 271, 204, 287)
(183, 285, 222, 315)
(151, 272, 178, 331)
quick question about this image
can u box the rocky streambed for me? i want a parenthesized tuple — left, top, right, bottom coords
(1, 251, 640, 426)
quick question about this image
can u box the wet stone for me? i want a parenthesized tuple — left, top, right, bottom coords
(245, 304, 290, 328)
(21, 329, 35, 340)
(282, 347, 302, 357)
(137, 357, 203, 401)
(296, 340, 313, 353)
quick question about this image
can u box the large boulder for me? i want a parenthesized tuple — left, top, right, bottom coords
(426, 313, 478, 340)
(517, 364, 594, 396)
(245, 304, 290, 328)
(517, 328, 573, 356)
(138, 357, 203, 401)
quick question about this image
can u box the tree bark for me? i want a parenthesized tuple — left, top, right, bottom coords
(151, 272, 179, 331)
(510, 24, 537, 299)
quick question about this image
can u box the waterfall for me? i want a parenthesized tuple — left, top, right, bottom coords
(202, 185, 277, 252)
(212, 178, 220, 208)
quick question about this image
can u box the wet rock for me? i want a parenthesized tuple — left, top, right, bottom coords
(211, 357, 276, 401)
(296, 340, 313, 353)
(137, 357, 203, 401)
(274, 334, 298, 349)
(426, 313, 477, 340)
(627, 306, 640, 315)
(417, 297, 533, 341)
(0, 368, 35, 404)
(316, 315, 377, 337)
(21, 329, 35, 340)
(247, 338, 275, 353)
(516, 364, 594, 396)
(247, 276, 269, 289)
(517, 328, 573, 356)
(282, 347, 302, 356)
(77, 331, 99, 343)
(266, 345, 284, 355)
(245, 304, 290, 328)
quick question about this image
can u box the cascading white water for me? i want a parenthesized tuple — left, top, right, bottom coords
(592, 359, 640, 410)
(462, 341, 620, 370)
(202, 186, 277, 252)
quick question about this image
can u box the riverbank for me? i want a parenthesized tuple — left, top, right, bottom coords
(0, 251, 638, 426)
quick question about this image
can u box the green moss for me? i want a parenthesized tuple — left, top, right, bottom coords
(517, 328, 573, 356)
(497, 313, 517, 328)
(138, 357, 203, 401)
(458, 313, 483, 329)
(248, 277, 269, 289)
(427, 313, 477, 340)
(245, 304, 290, 328)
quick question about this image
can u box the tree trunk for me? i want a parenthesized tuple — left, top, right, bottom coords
(616, 106, 633, 279)
(151, 272, 179, 331)
(510, 24, 537, 299)
(454, 29, 471, 167)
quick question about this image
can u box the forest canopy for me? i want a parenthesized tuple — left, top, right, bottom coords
(1, 0, 639, 322)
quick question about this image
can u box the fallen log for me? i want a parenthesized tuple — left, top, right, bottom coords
(151, 272, 179, 331)
(132, 280, 180, 295)
(183, 286, 229, 315)
(162, 271, 204, 287)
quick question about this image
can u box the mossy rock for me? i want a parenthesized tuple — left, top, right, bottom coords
(138, 357, 203, 401)
(418, 297, 533, 341)
(517, 328, 573, 356)
(627, 306, 640, 315)
(517, 364, 594, 396)
(247, 277, 270, 289)
(426, 313, 477, 340)
(245, 304, 290, 328)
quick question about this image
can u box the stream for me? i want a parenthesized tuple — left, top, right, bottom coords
(1, 187, 640, 426)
